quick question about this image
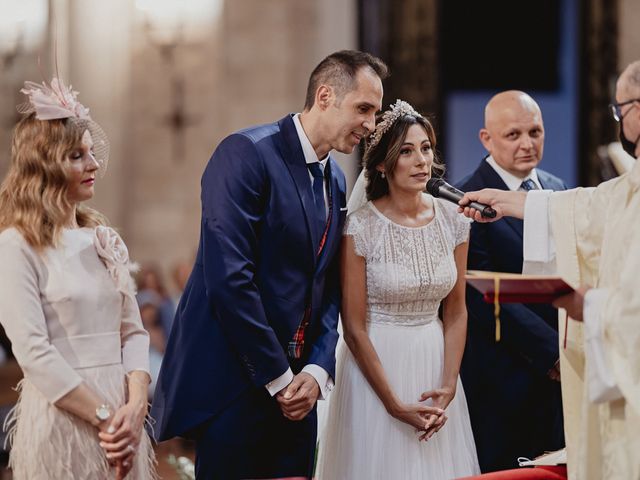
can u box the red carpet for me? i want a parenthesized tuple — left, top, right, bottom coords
(458, 465, 567, 479)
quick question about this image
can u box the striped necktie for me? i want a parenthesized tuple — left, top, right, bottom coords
(520, 178, 538, 191)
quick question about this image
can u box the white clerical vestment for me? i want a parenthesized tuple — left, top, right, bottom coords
(523, 160, 640, 480)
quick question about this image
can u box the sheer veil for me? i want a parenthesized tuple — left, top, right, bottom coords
(347, 169, 368, 214)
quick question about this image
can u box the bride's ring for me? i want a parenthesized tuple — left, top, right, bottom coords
(127, 444, 134, 453)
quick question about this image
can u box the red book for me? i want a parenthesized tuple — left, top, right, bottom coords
(465, 270, 574, 304)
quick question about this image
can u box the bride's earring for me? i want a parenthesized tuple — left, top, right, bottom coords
(381, 171, 386, 179)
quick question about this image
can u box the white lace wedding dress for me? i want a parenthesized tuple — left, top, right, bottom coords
(317, 196, 480, 479)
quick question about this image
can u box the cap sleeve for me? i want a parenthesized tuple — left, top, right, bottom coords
(436, 198, 471, 247)
(454, 211, 471, 246)
(343, 206, 369, 258)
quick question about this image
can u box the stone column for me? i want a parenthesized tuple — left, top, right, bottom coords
(125, 0, 358, 277)
(66, 0, 134, 225)
(619, 0, 640, 69)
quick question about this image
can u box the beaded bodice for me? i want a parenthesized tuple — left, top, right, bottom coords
(345, 196, 469, 326)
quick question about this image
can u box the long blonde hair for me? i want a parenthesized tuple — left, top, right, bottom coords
(0, 114, 107, 249)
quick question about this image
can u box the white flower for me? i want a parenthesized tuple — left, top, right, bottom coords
(94, 226, 138, 295)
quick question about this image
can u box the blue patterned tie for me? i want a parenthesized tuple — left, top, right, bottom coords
(520, 178, 538, 191)
(307, 162, 327, 229)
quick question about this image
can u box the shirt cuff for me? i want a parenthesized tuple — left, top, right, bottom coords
(302, 364, 334, 400)
(522, 189, 557, 274)
(583, 288, 623, 403)
(265, 368, 294, 396)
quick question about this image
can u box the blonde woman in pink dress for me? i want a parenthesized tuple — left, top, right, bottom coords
(0, 79, 156, 479)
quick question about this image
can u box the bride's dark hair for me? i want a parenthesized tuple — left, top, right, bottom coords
(363, 114, 444, 201)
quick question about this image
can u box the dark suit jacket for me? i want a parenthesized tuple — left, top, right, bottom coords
(151, 115, 346, 444)
(456, 158, 566, 472)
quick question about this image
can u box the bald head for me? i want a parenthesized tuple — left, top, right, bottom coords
(616, 61, 640, 159)
(479, 90, 545, 178)
(617, 60, 640, 100)
(484, 91, 542, 130)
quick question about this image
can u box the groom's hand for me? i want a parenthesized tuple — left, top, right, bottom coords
(276, 372, 320, 421)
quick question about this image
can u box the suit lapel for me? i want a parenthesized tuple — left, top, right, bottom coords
(276, 115, 320, 262)
(478, 160, 523, 238)
(537, 171, 554, 190)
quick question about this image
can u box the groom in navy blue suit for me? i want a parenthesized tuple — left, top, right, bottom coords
(457, 91, 566, 472)
(151, 51, 387, 479)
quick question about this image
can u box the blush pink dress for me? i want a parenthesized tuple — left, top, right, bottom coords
(0, 226, 156, 479)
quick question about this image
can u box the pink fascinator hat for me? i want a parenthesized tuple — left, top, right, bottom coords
(17, 77, 110, 175)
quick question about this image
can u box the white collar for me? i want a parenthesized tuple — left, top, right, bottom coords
(293, 113, 329, 167)
(485, 156, 541, 191)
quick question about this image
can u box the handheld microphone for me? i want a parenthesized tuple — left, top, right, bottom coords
(426, 178, 497, 219)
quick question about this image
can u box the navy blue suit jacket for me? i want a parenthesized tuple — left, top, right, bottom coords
(151, 115, 346, 442)
(456, 159, 566, 472)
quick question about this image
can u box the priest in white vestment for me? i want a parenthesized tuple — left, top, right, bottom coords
(457, 60, 640, 480)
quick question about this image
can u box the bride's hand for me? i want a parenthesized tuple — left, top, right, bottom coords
(417, 387, 456, 440)
(421, 386, 455, 411)
(388, 402, 444, 433)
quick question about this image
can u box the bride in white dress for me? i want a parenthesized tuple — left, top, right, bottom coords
(317, 100, 479, 479)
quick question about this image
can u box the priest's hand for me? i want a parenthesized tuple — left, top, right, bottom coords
(276, 372, 320, 421)
(553, 286, 590, 321)
(457, 189, 527, 222)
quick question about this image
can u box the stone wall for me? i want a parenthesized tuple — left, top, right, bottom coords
(619, 0, 640, 70)
(123, 0, 357, 283)
(0, 0, 356, 291)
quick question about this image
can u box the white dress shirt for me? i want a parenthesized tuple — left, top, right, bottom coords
(294, 113, 329, 217)
(485, 155, 542, 191)
(264, 114, 334, 399)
